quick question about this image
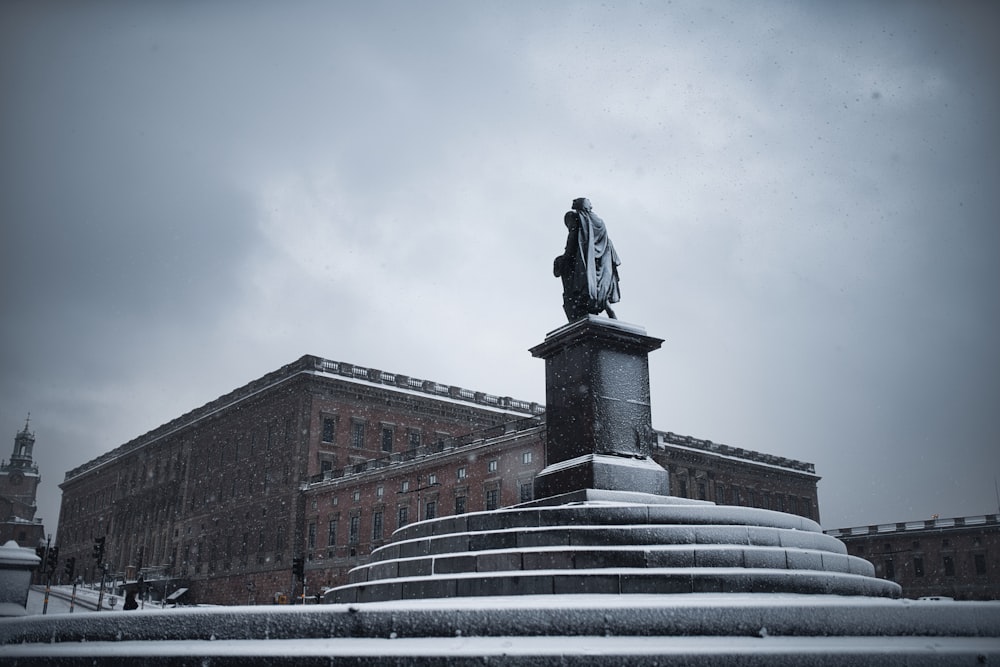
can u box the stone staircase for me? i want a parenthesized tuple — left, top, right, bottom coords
(327, 489, 899, 603)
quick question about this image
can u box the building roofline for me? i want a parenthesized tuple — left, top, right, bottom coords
(62, 355, 543, 484)
(60, 356, 819, 486)
(825, 514, 1000, 538)
(656, 431, 817, 476)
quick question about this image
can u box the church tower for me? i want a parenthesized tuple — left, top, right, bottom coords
(0, 416, 45, 547)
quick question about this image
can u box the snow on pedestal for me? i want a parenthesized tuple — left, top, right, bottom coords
(0, 540, 40, 617)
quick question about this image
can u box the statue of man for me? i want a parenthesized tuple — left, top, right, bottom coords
(553, 198, 621, 321)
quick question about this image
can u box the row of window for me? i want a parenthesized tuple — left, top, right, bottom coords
(321, 416, 429, 453)
(313, 453, 536, 509)
(307, 482, 536, 553)
(882, 553, 988, 579)
(63, 416, 300, 522)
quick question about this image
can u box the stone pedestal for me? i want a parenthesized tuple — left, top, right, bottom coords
(0, 540, 41, 617)
(529, 316, 669, 498)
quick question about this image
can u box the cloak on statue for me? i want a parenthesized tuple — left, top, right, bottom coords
(554, 198, 621, 321)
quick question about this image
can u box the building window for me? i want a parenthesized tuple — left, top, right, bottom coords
(457, 466, 467, 480)
(913, 556, 924, 577)
(520, 482, 533, 503)
(381, 426, 394, 453)
(678, 479, 688, 498)
(428, 473, 438, 485)
(488, 460, 498, 473)
(372, 511, 384, 541)
(522, 451, 532, 464)
(884, 558, 895, 580)
(943, 555, 955, 577)
(307, 522, 316, 549)
(398, 505, 409, 528)
(455, 496, 467, 514)
(697, 482, 707, 501)
(425, 500, 437, 520)
(349, 515, 360, 544)
(327, 520, 337, 547)
(975, 554, 987, 576)
(320, 459, 333, 473)
(376, 485, 384, 498)
(352, 489, 361, 502)
(408, 430, 421, 448)
(401, 480, 410, 493)
(321, 417, 337, 443)
(351, 421, 365, 448)
(788, 496, 798, 515)
(486, 488, 499, 511)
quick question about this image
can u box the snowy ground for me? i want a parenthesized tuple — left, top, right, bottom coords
(24, 585, 174, 615)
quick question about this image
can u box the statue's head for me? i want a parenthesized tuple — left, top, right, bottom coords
(572, 198, 592, 212)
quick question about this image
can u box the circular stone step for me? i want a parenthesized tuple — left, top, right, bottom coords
(325, 496, 902, 603)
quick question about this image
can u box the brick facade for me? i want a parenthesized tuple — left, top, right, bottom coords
(300, 421, 545, 595)
(56, 356, 537, 604)
(826, 515, 1000, 600)
(56, 355, 820, 604)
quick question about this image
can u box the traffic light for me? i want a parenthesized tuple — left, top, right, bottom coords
(92, 536, 106, 563)
(64, 556, 76, 579)
(291, 557, 304, 578)
(46, 546, 59, 574)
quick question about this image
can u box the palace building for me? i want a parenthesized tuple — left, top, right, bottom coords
(826, 514, 999, 600)
(56, 355, 820, 605)
(0, 417, 46, 548)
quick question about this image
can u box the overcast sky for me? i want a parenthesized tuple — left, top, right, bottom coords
(2, 1, 998, 536)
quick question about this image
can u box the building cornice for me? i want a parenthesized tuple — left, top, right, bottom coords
(826, 514, 1000, 539)
(62, 355, 542, 484)
(656, 431, 818, 476)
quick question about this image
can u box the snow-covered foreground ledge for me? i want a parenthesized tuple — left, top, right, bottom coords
(5, 636, 1000, 666)
(1, 594, 998, 665)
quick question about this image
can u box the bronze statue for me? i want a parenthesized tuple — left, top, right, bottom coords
(553, 198, 621, 321)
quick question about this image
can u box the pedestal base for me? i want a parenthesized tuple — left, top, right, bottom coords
(533, 454, 670, 499)
(530, 317, 668, 499)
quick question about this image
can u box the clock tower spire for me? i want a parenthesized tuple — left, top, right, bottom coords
(0, 415, 45, 547)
